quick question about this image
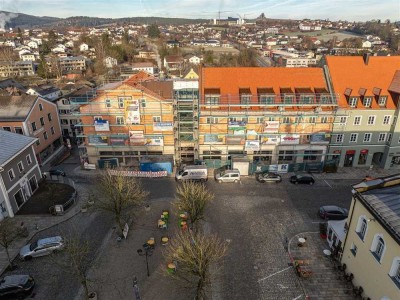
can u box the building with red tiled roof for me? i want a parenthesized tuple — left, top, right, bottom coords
(326, 55, 400, 169)
(199, 67, 340, 169)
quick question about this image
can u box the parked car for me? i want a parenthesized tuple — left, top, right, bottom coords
(0, 275, 35, 299)
(19, 236, 64, 260)
(318, 205, 349, 220)
(215, 169, 241, 183)
(49, 168, 66, 176)
(256, 172, 282, 183)
(290, 174, 315, 185)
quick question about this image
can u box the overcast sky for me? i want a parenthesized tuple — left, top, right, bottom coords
(2, 0, 399, 21)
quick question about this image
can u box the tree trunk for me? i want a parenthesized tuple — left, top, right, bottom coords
(116, 215, 124, 236)
(5, 247, 13, 270)
(82, 279, 89, 300)
(196, 278, 205, 300)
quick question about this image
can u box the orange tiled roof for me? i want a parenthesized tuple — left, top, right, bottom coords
(326, 56, 400, 109)
(123, 71, 155, 85)
(200, 67, 327, 96)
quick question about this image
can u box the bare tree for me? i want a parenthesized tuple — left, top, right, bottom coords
(0, 219, 20, 270)
(175, 181, 214, 231)
(95, 169, 148, 234)
(0, 46, 18, 65)
(164, 231, 228, 300)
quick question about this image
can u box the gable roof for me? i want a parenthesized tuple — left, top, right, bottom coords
(0, 95, 38, 121)
(0, 130, 37, 167)
(201, 67, 327, 96)
(326, 56, 400, 109)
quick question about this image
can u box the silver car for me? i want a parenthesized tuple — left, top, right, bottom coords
(20, 236, 64, 260)
(215, 169, 241, 183)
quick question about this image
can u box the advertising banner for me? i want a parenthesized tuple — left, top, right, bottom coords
(268, 164, 289, 173)
(153, 122, 173, 131)
(126, 100, 140, 125)
(245, 140, 260, 151)
(144, 136, 164, 146)
(261, 135, 280, 145)
(264, 121, 279, 133)
(280, 134, 300, 145)
(228, 120, 247, 127)
(94, 120, 110, 131)
(310, 132, 330, 144)
(88, 135, 108, 145)
(129, 131, 145, 145)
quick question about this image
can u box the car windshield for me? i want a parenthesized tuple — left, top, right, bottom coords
(29, 241, 38, 251)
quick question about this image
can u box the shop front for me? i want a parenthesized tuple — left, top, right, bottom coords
(344, 150, 355, 167)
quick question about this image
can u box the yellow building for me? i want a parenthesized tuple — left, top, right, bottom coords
(341, 175, 400, 300)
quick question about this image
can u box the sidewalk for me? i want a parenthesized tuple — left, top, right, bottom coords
(0, 181, 88, 276)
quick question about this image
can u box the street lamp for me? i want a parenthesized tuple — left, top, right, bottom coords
(137, 246, 153, 277)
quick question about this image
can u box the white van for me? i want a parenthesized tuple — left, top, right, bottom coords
(215, 169, 241, 183)
(175, 165, 208, 182)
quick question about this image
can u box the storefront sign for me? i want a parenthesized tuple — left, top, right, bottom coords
(129, 131, 145, 145)
(94, 120, 110, 131)
(153, 122, 173, 131)
(310, 132, 330, 144)
(269, 164, 289, 173)
(360, 149, 369, 154)
(280, 134, 300, 145)
(245, 140, 260, 151)
(346, 150, 356, 155)
(126, 100, 140, 125)
(261, 135, 280, 145)
(144, 136, 164, 146)
(264, 121, 279, 133)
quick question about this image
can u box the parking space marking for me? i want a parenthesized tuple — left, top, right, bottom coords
(258, 266, 292, 283)
(293, 295, 303, 300)
(323, 179, 333, 188)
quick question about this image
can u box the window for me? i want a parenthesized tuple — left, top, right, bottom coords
(43, 131, 48, 140)
(370, 234, 386, 262)
(256, 117, 263, 124)
(309, 117, 316, 123)
(350, 133, 358, 143)
(378, 133, 386, 142)
(51, 127, 55, 135)
(2, 126, 11, 131)
(383, 115, 391, 125)
(14, 127, 23, 134)
(31, 122, 37, 131)
(105, 99, 111, 108)
(118, 98, 124, 108)
(378, 96, 387, 107)
(14, 189, 24, 207)
(367, 115, 376, 125)
(363, 97, 372, 107)
(389, 258, 400, 288)
(94, 116, 103, 121)
(61, 119, 68, 125)
(47, 112, 52, 121)
(387, 133, 392, 142)
(282, 117, 290, 124)
(336, 134, 344, 143)
(294, 116, 301, 123)
(350, 243, 358, 256)
(320, 116, 328, 123)
(62, 99, 69, 105)
(36, 139, 40, 146)
(40, 117, 45, 126)
(26, 154, 32, 165)
(363, 133, 371, 142)
(39, 103, 43, 111)
(349, 97, 358, 107)
(29, 176, 38, 193)
(116, 116, 125, 125)
(353, 116, 362, 125)
(267, 116, 275, 121)
(259, 95, 275, 104)
(284, 95, 294, 104)
(140, 99, 146, 108)
(240, 94, 251, 104)
(17, 161, 24, 172)
(205, 95, 220, 105)
(153, 116, 161, 123)
(206, 117, 218, 124)
(356, 216, 368, 241)
(338, 116, 347, 125)
(8, 169, 15, 180)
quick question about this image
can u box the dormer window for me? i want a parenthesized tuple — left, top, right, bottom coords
(204, 89, 220, 105)
(363, 97, 372, 108)
(378, 96, 387, 107)
(349, 97, 358, 107)
(257, 88, 275, 104)
(239, 88, 251, 105)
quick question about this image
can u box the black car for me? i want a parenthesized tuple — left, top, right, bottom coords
(49, 168, 66, 177)
(0, 275, 35, 299)
(256, 172, 282, 183)
(318, 205, 349, 220)
(290, 174, 315, 185)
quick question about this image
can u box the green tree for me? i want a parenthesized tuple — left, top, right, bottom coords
(37, 54, 50, 79)
(148, 24, 160, 38)
(47, 30, 57, 48)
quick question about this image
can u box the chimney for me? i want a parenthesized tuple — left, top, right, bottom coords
(363, 53, 370, 65)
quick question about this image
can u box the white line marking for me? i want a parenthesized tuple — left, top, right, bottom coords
(258, 266, 292, 282)
(324, 179, 332, 188)
(292, 295, 303, 300)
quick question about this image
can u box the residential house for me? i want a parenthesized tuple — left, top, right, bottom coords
(188, 55, 202, 65)
(26, 86, 61, 101)
(79, 43, 89, 52)
(0, 61, 35, 77)
(132, 62, 158, 75)
(362, 41, 372, 48)
(164, 55, 184, 72)
(339, 175, 400, 300)
(166, 40, 180, 49)
(104, 56, 118, 68)
(0, 95, 63, 165)
(27, 41, 38, 49)
(326, 55, 400, 169)
(20, 53, 36, 62)
(283, 57, 318, 67)
(77, 72, 174, 166)
(0, 130, 41, 218)
(199, 67, 339, 167)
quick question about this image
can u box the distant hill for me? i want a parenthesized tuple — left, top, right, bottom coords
(1, 11, 206, 28)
